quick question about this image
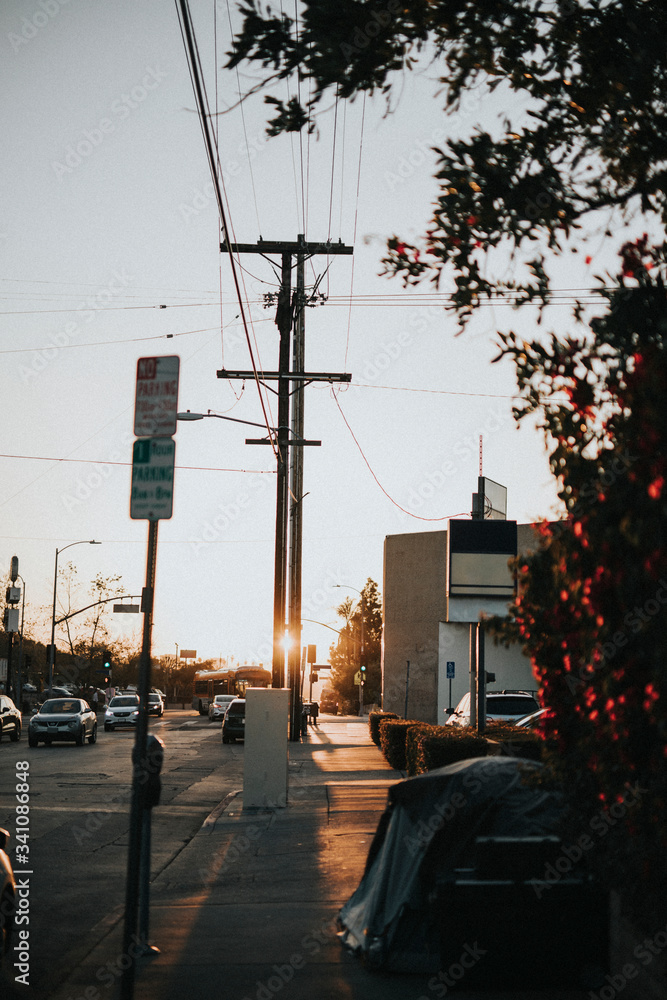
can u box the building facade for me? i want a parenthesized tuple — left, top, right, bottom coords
(382, 524, 541, 723)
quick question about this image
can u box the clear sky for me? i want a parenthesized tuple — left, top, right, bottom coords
(1, 0, 594, 667)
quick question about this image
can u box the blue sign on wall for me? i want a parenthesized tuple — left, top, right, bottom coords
(446, 661, 455, 679)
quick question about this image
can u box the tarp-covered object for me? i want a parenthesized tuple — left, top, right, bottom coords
(338, 756, 563, 972)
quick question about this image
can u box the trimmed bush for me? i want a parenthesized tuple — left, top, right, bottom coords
(369, 711, 399, 747)
(379, 719, 422, 771)
(486, 721, 545, 762)
(405, 723, 436, 776)
(420, 725, 490, 771)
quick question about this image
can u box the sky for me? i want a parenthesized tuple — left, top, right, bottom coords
(1, 0, 605, 668)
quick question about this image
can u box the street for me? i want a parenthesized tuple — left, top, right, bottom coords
(0, 709, 241, 999)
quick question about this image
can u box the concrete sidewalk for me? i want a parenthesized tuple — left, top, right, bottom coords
(48, 718, 592, 1000)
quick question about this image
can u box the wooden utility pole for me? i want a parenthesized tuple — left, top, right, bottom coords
(218, 236, 353, 739)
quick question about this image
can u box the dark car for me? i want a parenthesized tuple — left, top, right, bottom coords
(0, 696, 21, 742)
(36, 687, 72, 703)
(222, 698, 246, 743)
(28, 698, 97, 747)
(104, 694, 140, 731)
(320, 689, 339, 715)
(0, 827, 16, 963)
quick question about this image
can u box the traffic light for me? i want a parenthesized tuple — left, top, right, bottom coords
(103, 652, 112, 684)
(360, 664, 366, 686)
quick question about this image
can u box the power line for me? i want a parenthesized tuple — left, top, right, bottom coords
(176, 0, 277, 455)
(224, 0, 263, 238)
(0, 452, 275, 474)
(329, 389, 468, 522)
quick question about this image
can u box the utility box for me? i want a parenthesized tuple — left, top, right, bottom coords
(243, 687, 289, 810)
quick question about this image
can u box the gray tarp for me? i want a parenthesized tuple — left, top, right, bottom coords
(338, 756, 563, 972)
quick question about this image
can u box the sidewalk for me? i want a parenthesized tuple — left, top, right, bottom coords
(49, 717, 409, 1000)
(47, 718, 593, 1000)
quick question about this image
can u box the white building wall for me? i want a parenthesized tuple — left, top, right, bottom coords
(437, 622, 537, 724)
(383, 522, 545, 724)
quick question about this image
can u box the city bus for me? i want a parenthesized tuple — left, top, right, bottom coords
(234, 665, 272, 697)
(192, 669, 236, 714)
(192, 665, 272, 713)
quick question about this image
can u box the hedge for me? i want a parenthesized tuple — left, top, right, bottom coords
(405, 723, 437, 776)
(379, 718, 425, 771)
(368, 711, 399, 747)
(376, 717, 544, 773)
(420, 726, 490, 771)
(485, 721, 545, 762)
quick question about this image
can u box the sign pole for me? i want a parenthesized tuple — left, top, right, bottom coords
(121, 355, 179, 999)
(120, 519, 158, 999)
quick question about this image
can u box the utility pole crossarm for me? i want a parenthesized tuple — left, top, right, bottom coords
(217, 370, 351, 382)
(221, 240, 353, 256)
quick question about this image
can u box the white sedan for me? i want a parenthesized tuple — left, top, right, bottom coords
(208, 694, 236, 722)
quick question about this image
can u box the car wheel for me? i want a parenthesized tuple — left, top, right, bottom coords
(222, 734, 230, 744)
(28, 736, 38, 748)
(88, 723, 97, 744)
(10, 724, 20, 743)
(104, 723, 112, 732)
(76, 725, 86, 746)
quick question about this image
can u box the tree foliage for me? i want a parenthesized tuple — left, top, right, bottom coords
(495, 239, 667, 926)
(229, 0, 667, 323)
(54, 564, 127, 688)
(329, 579, 382, 711)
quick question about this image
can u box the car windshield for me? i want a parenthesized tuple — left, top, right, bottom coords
(40, 699, 80, 714)
(487, 696, 538, 715)
(227, 702, 245, 716)
(111, 696, 139, 707)
(148, 694, 160, 701)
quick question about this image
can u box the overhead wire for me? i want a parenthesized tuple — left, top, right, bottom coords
(343, 93, 366, 373)
(175, 0, 277, 457)
(330, 389, 470, 522)
(338, 100, 347, 240)
(224, 0, 263, 238)
(294, 0, 307, 235)
(0, 452, 275, 474)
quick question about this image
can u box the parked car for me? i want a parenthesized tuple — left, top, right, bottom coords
(28, 698, 97, 746)
(147, 692, 164, 717)
(222, 698, 246, 743)
(446, 690, 541, 727)
(319, 689, 339, 715)
(0, 695, 22, 742)
(209, 694, 236, 722)
(104, 694, 140, 732)
(0, 827, 16, 963)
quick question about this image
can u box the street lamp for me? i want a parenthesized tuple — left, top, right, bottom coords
(49, 540, 101, 691)
(334, 585, 366, 716)
(177, 410, 274, 431)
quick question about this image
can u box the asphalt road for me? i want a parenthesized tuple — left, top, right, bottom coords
(0, 709, 241, 998)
